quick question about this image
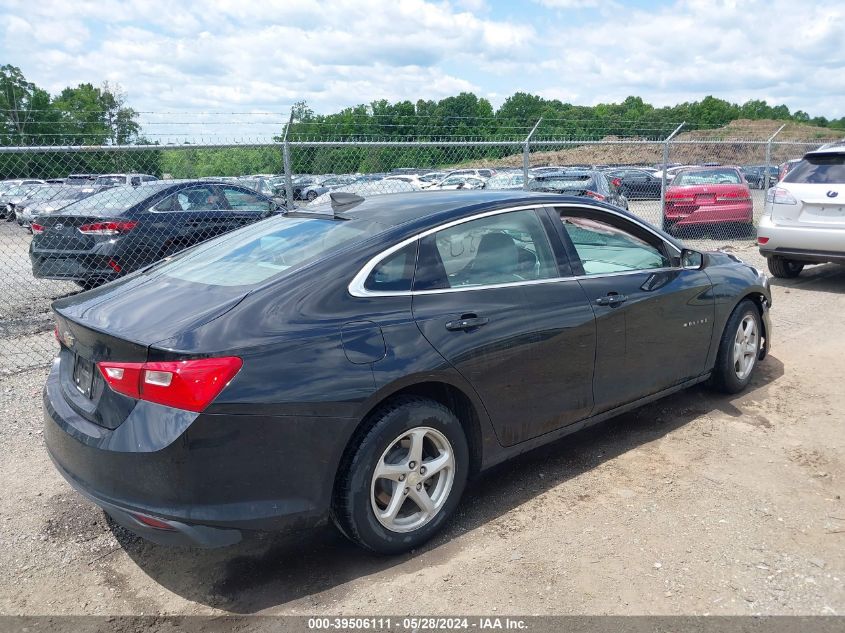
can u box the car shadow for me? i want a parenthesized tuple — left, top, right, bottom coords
(768, 262, 845, 295)
(112, 354, 785, 613)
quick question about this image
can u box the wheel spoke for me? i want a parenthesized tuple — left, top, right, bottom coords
(374, 461, 408, 482)
(422, 450, 452, 480)
(378, 482, 406, 523)
(407, 428, 426, 466)
(733, 341, 743, 363)
(745, 341, 757, 355)
(408, 486, 435, 516)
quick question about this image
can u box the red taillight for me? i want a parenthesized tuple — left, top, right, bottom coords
(132, 513, 176, 531)
(611, 178, 622, 188)
(757, 237, 770, 245)
(97, 357, 242, 412)
(107, 259, 122, 273)
(31, 223, 44, 234)
(78, 220, 138, 235)
(584, 190, 605, 201)
(665, 191, 695, 203)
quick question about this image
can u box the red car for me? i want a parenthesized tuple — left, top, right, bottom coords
(663, 166, 753, 234)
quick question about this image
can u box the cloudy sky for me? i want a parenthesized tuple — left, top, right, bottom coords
(1, 0, 843, 139)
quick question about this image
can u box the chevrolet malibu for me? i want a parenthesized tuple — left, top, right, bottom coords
(44, 191, 771, 554)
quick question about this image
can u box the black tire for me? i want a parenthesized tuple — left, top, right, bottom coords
(661, 218, 676, 235)
(709, 299, 762, 394)
(331, 396, 469, 554)
(767, 257, 803, 279)
(306, 190, 318, 201)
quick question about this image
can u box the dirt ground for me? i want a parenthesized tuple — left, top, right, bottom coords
(0, 245, 843, 617)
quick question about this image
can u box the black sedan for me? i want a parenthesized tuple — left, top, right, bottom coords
(604, 168, 663, 199)
(30, 180, 280, 287)
(44, 190, 771, 553)
(528, 170, 629, 209)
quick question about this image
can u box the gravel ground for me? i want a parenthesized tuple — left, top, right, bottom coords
(0, 199, 843, 617)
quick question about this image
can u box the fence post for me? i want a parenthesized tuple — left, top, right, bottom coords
(660, 122, 685, 228)
(764, 124, 786, 190)
(523, 118, 542, 190)
(282, 111, 294, 208)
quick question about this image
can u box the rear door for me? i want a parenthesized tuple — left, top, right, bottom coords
(551, 206, 714, 412)
(411, 207, 596, 446)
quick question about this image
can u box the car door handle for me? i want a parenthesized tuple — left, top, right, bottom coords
(445, 316, 489, 331)
(595, 293, 628, 307)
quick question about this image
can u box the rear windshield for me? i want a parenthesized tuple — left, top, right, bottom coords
(94, 175, 127, 186)
(784, 154, 845, 184)
(161, 216, 369, 287)
(673, 169, 742, 185)
(59, 185, 160, 214)
(529, 176, 593, 191)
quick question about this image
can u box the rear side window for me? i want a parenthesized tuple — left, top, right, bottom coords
(785, 154, 845, 184)
(414, 210, 558, 290)
(364, 243, 417, 292)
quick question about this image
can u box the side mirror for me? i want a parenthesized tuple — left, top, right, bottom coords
(681, 248, 704, 270)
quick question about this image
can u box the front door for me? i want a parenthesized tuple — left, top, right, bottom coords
(552, 207, 714, 413)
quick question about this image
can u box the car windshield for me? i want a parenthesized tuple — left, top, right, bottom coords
(94, 175, 127, 186)
(784, 154, 845, 184)
(486, 175, 522, 188)
(25, 186, 65, 201)
(160, 216, 369, 287)
(5, 185, 39, 197)
(59, 185, 161, 214)
(673, 169, 742, 185)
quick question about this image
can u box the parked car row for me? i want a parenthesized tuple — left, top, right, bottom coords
(1, 173, 159, 227)
(28, 179, 280, 288)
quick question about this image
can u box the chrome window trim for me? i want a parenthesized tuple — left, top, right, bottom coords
(347, 202, 683, 298)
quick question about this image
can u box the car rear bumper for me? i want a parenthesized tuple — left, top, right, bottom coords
(757, 215, 845, 261)
(29, 252, 120, 282)
(43, 359, 356, 547)
(666, 202, 753, 225)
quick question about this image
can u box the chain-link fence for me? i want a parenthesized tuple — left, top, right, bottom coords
(0, 122, 840, 374)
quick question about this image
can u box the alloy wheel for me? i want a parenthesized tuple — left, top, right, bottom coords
(370, 426, 455, 533)
(733, 314, 758, 380)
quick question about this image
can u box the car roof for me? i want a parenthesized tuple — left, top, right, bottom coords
(301, 190, 674, 243)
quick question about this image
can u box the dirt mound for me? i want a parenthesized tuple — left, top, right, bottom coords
(470, 120, 843, 169)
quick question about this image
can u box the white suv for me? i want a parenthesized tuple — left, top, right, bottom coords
(757, 144, 845, 278)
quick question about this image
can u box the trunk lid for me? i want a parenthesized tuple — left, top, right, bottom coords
(773, 183, 845, 226)
(52, 270, 250, 429)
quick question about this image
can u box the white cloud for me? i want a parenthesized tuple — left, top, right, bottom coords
(0, 0, 842, 142)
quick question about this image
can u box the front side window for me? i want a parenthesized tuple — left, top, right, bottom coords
(414, 210, 558, 290)
(560, 213, 670, 275)
(222, 187, 270, 211)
